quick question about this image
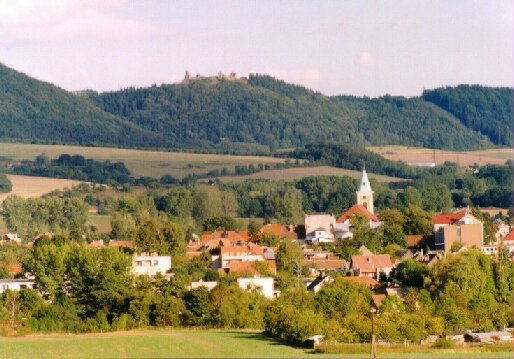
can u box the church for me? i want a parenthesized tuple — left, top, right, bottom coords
(304, 167, 382, 243)
(334, 167, 383, 239)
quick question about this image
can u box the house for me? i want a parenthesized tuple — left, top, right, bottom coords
(482, 230, 514, 255)
(222, 260, 276, 276)
(433, 208, 483, 253)
(237, 277, 275, 299)
(131, 253, 172, 276)
(304, 214, 336, 243)
(351, 254, 394, 279)
(306, 335, 325, 348)
(0, 278, 35, 294)
(306, 275, 334, 293)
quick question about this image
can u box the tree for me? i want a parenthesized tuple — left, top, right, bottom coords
(402, 205, 433, 236)
(276, 240, 303, 274)
(0, 174, 12, 193)
(192, 186, 223, 223)
(162, 220, 186, 258)
(220, 190, 238, 217)
(202, 217, 238, 232)
(135, 219, 163, 253)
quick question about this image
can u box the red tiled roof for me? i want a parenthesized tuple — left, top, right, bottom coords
(224, 260, 276, 275)
(504, 231, 513, 242)
(220, 244, 264, 256)
(201, 231, 249, 243)
(337, 204, 380, 223)
(433, 209, 467, 225)
(351, 254, 393, 273)
(406, 235, 423, 248)
(259, 224, 297, 240)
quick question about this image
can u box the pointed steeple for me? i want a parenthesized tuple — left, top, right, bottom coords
(356, 165, 374, 214)
(359, 166, 372, 192)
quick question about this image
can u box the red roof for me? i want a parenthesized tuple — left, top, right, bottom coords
(433, 209, 467, 225)
(304, 259, 345, 270)
(220, 244, 264, 256)
(259, 224, 297, 240)
(504, 231, 513, 242)
(337, 204, 380, 223)
(222, 260, 276, 276)
(201, 231, 249, 242)
(351, 254, 393, 273)
(406, 235, 424, 248)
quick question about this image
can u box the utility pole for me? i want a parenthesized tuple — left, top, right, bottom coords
(370, 307, 377, 358)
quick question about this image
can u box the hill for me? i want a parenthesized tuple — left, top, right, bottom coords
(422, 85, 513, 146)
(0, 63, 509, 153)
(0, 63, 165, 148)
(89, 74, 494, 152)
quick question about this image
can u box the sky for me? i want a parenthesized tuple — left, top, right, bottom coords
(0, 0, 512, 97)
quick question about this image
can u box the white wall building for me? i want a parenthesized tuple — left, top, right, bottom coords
(237, 277, 275, 299)
(0, 279, 35, 294)
(132, 254, 172, 276)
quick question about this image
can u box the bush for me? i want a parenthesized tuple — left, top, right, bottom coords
(432, 338, 456, 349)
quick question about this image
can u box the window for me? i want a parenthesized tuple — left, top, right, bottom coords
(153, 260, 159, 265)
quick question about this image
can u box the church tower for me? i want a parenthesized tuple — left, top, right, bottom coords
(356, 166, 374, 214)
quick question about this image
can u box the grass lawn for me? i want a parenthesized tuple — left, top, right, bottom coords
(0, 329, 512, 359)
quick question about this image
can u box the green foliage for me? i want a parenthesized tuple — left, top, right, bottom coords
(1, 195, 88, 239)
(423, 85, 513, 146)
(12, 154, 132, 184)
(202, 217, 238, 232)
(0, 63, 164, 148)
(0, 173, 11, 193)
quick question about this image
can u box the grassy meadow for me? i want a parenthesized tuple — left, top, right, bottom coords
(0, 329, 511, 359)
(0, 143, 286, 179)
(369, 146, 513, 167)
(213, 166, 407, 183)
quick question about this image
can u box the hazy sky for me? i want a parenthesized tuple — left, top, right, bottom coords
(0, 0, 512, 97)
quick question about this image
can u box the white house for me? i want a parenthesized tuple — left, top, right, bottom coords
(0, 279, 35, 294)
(189, 280, 219, 291)
(304, 214, 336, 243)
(131, 254, 172, 276)
(237, 277, 275, 299)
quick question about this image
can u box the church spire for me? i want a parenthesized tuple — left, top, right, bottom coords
(356, 165, 374, 214)
(358, 166, 372, 193)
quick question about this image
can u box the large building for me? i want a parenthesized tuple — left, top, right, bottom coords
(356, 166, 374, 214)
(433, 209, 483, 253)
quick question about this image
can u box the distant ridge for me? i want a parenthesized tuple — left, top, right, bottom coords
(1, 63, 511, 153)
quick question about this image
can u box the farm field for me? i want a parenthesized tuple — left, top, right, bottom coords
(369, 146, 513, 167)
(214, 166, 407, 183)
(0, 143, 286, 179)
(0, 174, 82, 203)
(0, 329, 511, 359)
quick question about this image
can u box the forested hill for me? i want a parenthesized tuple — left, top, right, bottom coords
(422, 85, 513, 146)
(89, 75, 501, 151)
(0, 62, 510, 153)
(0, 63, 165, 148)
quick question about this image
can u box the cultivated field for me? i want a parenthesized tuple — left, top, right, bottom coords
(0, 329, 511, 359)
(214, 166, 407, 183)
(0, 175, 82, 203)
(0, 143, 286, 179)
(369, 146, 513, 167)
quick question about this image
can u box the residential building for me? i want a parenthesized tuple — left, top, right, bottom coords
(351, 254, 394, 279)
(304, 214, 336, 243)
(131, 253, 172, 276)
(259, 224, 297, 240)
(237, 277, 275, 299)
(482, 230, 514, 255)
(189, 280, 219, 291)
(433, 208, 483, 253)
(0, 279, 35, 294)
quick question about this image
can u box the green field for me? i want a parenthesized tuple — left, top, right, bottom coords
(0, 330, 511, 359)
(0, 143, 286, 179)
(214, 166, 407, 183)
